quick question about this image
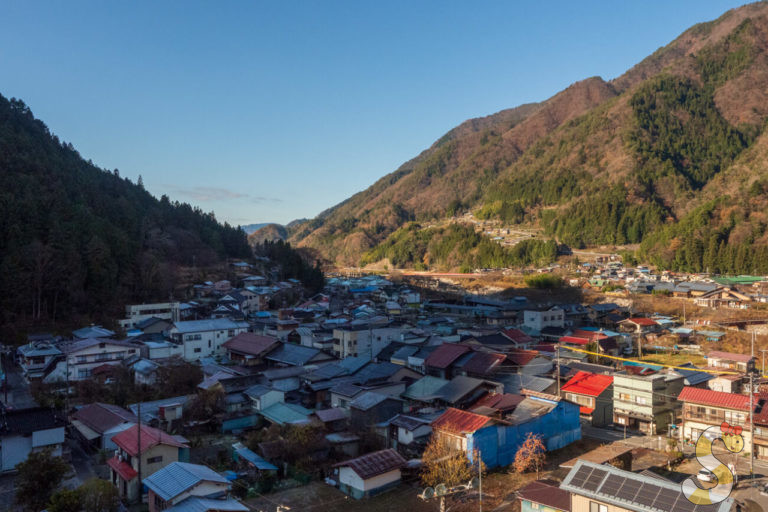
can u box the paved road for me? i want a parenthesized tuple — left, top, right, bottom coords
(4, 359, 36, 409)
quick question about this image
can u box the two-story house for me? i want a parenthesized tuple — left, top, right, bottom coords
(332, 325, 403, 359)
(166, 319, 248, 361)
(119, 302, 180, 330)
(523, 309, 565, 333)
(16, 341, 62, 381)
(561, 460, 732, 512)
(612, 370, 684, 435)
(61, 338, 143, 381)
(678, 386, 753, 450)
(561, 371, 614, 427)
(108, 424, 190, 503)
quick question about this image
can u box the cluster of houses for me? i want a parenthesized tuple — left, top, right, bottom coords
(1, 267, 764, 510)
(576, 258, 767, 310)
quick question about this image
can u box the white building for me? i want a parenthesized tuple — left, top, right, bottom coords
(332, 448, 406, 499)
(332, 326, 403, 359)
(167, 319, 249, 361)
(119, 302, 181, 330)
(523, 309, 565, 332)
(53, 338, 143, 381)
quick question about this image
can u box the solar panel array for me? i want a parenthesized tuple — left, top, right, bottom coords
(565, 464, 720, 512)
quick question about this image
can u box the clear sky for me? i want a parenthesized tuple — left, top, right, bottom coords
(0, 0, 749, 225)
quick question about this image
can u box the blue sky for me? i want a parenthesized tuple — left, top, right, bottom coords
(0, 0, 749, 225)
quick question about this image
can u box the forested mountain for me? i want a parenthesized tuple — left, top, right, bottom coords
(291, 2, 768, 274)
(247, 223, 288, 245)
(0, 94, 252, 329)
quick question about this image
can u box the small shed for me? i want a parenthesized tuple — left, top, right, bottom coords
(332, 448, 406, 499)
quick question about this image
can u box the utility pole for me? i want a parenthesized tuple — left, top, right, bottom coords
(478, 449, 483, 512)
(750, 371, 755, 481)
(556, 343, 561, 398)
(137, 401, 142, 501)
(761, 349, 768, 377)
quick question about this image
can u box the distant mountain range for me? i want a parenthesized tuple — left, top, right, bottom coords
(289, 2, 768, 274)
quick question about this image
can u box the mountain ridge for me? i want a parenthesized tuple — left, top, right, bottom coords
(291, 1, 768, 274)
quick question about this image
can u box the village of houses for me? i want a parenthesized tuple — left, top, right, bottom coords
(8, 257, 768, 512)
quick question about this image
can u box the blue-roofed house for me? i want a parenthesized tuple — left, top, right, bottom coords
(260, 402, 313, 426)
(673, 363, 715, 388)
(144, 461, 246, 512)
(73, 325, 116, 339)
(231, 442, 278, 475)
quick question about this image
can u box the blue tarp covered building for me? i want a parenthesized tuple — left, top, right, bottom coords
(433, 395, 581, 469)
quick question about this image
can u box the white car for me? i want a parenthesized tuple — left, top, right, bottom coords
(697, 469, 716, 483)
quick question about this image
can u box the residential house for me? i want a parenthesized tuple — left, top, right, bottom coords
(387, 414, 432, 454)
(145, 461, 246, 512)
(424, 343, 471, 379)
(708, 374, 744, 394)
(71, 403, 137, 451)
(264, 343, 334, 367)
(332, 325, 403, 359)
(706, 350, 756, 373)
(612, 370, 684, 435)
(433, 375, 503, 409)
(244, 385, 285, 412)
(678, 386, 752, 450)
(694, 287, 752, 309)
(401, 376, 449, 406)
(108, 424, 190, 503)
(313, 408, 349, 432)
(73, 325, 115, 339)
(222, 333, 279, 366)
(129, 396, 190, 432)
(561, 371, 614, 427)
(61, 338, 142, 381)
(618, 318, 659, 335)
(523, 309, 565, 333)
(349, 392, 404, 432)
(332, 448, 406, 499)
(0, 407, 66, 472)
(560, 460, 732, 512)
(166, 319, 248, 361)
(431, 395, 581, 469)
(517, 480, 571, 512)
(16, 341, 62, 381)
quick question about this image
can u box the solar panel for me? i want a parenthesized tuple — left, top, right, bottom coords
(569, 465, 591, 487)
(652, 488, 679, 510)
(675, 497, 699, 512)
(635, 483, 662, 507)
(581, 468, 606, 491)
(600, 474, 624, 495)
(615, 479, 642, 501)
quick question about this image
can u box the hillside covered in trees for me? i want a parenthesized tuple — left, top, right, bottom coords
(290, 2, 768, 274)
(0, 94, 252, 330)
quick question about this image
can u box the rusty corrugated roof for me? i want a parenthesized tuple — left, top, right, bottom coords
(431, 407, 491, 434)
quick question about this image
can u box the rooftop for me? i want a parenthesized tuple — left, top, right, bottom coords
(431, 407, 491, 435)
(677, 386, 752, 411)
(143, 461, 227, 501)
(333, 448, 406, 480)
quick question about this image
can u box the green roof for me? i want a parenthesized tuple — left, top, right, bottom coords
(403, 376, 449, 401)
(713, 275, 765, 285)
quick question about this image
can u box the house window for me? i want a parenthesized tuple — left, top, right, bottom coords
(531, 503, 540, 510)
(636, 396, 647, 405)
(590, 502, 608, 512)
(194, 348, 202, 353)
(77, 355, 88, 364)
(208, 340, 212, 348)
(147, 455, 163, 464)
(78, 368, 92, 379)
(619, 393, 632, 401)
(228, 330, 235, 337)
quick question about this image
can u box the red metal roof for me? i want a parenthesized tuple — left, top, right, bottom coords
(571, 329, 610, 340)
(333, 448, 405, 480)
(424, 343, 471, 369)
(677, 386, 752, 410)
(517, 479, 571, 512)
(471, 392, 524, 412)
(559, 336, 590, 346)
(506, 349, 540, 367)
(432, 407, 491, 435)
(502, 328, 534, 344)
(111, 424, 188, 456)
(579, 405, 595, 415)
(707, 351, 754, 363)
(561, 371, 613, 397)
(461, 352, 506, 375)
(222, 332, 279, 357)
(107, 456, 138, 481)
